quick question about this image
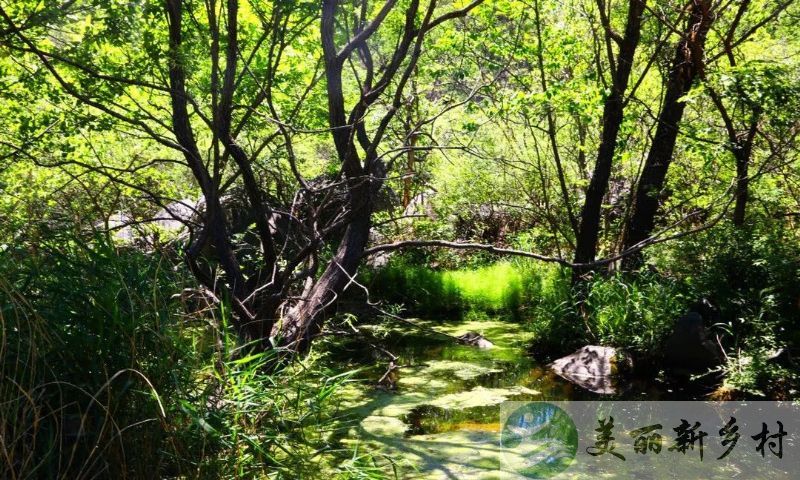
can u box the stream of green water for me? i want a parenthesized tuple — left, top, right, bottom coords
(325, 317, 664, 478)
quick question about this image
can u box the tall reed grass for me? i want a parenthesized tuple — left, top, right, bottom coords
(0, 237, 388, 479)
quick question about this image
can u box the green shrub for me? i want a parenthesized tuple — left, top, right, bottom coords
(650, 223, 800, 394)
(711, 289, 797, 397)
(652, 223, 800, 330)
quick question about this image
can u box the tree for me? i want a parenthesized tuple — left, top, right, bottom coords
(573, 0, 646, 278)
(279, 0, 486, 350)
(620, 0, 715, 270)
(704, 0, 798, 228)
(0, 0, 485, 354)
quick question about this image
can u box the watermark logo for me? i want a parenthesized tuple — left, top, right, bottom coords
(500, 402, 578, 478)
(500, 401, 800, 479)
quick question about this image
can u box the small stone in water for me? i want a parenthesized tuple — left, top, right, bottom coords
(456, 331, 494, 348)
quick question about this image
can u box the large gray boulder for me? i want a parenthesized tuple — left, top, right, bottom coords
(103, 211, 135, 242)
(662, 311, 724, 375)
(153, 198, 200, 234)
(549, 345, 629, 395)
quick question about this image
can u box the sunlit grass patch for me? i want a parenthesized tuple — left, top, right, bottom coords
(370, 260, 556, 315)
(441, 262, 525, 312)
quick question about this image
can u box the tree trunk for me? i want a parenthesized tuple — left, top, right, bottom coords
(573, 0, 646, 279)
(732, 140, 752, 227)
(620, 0, 714, 270)
(402, 75, 419, 208)
(273, 212, 371, 351)
(272, 176, 379, 352)
(732, 115, 759, 228)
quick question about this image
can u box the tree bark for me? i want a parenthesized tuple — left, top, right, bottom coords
(732, 150, 749, 226)
(710, 90, 759, 229)
(573, 0, 646, 279)
(732, 121, 758, 227)
(620, 0, 714, 270)
(272, 186, 376, 351)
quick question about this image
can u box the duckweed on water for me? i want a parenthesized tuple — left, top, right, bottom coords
(327, 318, 572, 478)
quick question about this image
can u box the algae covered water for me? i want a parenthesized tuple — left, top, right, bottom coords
(324, 316, 662, 478)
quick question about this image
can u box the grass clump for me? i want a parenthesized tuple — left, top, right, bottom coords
(0, 236, 391, 479)
(583, 273, 687, 354)
(369, 258, 549, 315)
(441, 262, 526, 312)
(523, 270, 686, 359)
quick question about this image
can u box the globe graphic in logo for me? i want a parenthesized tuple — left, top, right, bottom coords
(500, 402, 578, 478)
